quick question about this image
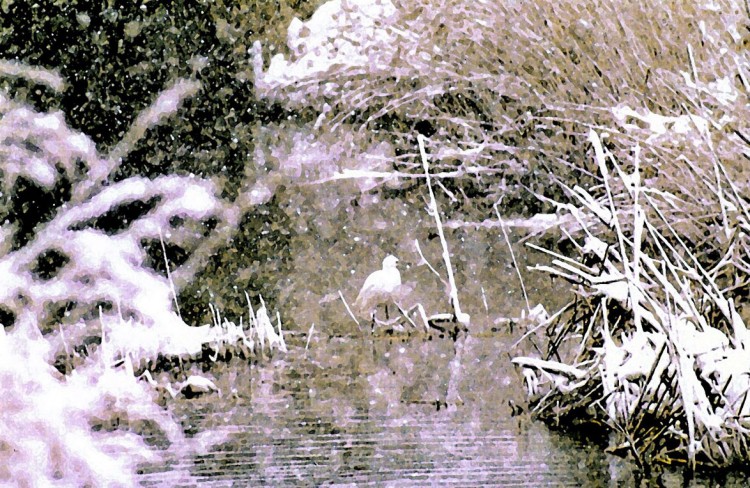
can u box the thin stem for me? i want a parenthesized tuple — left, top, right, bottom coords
(159, 229, 182, 321)
(418, 134, 469, 325)
(339, 290, 361, 329)
(494, 202, 530, 313)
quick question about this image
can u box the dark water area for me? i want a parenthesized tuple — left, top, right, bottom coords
(136, 327, 742, 487)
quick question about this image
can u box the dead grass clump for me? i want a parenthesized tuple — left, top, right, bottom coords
(514, 126, 750, 469)
(254, 0, 748, 216)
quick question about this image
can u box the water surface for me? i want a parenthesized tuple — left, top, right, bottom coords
(138, 327, 626, 486)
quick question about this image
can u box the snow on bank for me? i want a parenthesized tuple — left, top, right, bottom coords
(0, 328, 161, 487)
(253, 0, 401, 101)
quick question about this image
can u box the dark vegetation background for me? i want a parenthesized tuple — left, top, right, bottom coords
(0, 0, 324, 325)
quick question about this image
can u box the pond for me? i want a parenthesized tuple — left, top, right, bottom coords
(137, 332, 607, 486)
(136, 329, 749, 486)
(134, 215, 749, 486)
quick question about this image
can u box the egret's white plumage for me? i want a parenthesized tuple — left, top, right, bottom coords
(354, 255, 401, 318)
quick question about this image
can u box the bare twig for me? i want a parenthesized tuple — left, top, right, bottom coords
(339, 289, 361, 329)
(302, 166, 506, 186)
(494, 202, 530, 313)
(0, 59, 66, 92)
(396, 304, 420, 329)
(416, 303, 431, 330)
(414, 239, 446, 283)
(418, 134, 469, 326)
(305, 323, 315, 350)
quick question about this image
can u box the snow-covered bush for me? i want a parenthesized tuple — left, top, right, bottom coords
(0, 77, 216, 333)
(0, 62, 286, 485)
(0, 328, 167, 486)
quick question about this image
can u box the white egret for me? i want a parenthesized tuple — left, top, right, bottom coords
(353, 254, 402, 324)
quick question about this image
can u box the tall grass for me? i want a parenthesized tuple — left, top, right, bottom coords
(255, 0, 748, 217)
(495, 0, 750, 468)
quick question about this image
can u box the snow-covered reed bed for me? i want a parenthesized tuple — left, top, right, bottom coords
(513, 113, 750, 468)
(253, 0, 748, 220)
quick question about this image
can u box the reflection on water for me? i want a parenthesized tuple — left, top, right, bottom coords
(138, 326, 750, 486)
(139, 329, 618, 486)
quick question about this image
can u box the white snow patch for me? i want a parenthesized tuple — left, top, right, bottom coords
(26, 156, 57, 188)
(583, 235, 609, 261)
(681, 72, 738, 106)
(33, 112, 63, 131)
(612, 104, 711, 145)
(255, 0, 400, 97)
(247, 182, 274, 206)
(69, 133, 97, 155)
(160, 181, 217, 219)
